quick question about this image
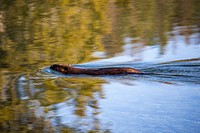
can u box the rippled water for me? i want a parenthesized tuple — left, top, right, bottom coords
(43, 57, 200, 84)
(1, 0, 200, 133)
(38, 57, 200, 133)
(39, 56, 200, 133)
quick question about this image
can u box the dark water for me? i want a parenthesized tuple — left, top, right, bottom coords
(1, 0, 200, 133)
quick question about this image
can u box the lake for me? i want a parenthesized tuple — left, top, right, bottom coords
(0, 0, 200, 133)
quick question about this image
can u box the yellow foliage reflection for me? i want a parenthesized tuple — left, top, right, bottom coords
(0, 0, 199, 132)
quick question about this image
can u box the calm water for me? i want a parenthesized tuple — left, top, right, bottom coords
(0, 0, 200, 133)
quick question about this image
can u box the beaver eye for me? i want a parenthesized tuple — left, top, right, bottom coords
(64, 67, 68, 70)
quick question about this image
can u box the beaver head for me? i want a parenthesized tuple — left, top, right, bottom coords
(50, 64, 73, 73)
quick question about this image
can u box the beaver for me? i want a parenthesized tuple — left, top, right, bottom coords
(50, 64, 141, 75)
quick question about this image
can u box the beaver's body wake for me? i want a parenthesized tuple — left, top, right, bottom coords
(50, 64, 141, 75)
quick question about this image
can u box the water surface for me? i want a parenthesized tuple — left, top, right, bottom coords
(0, 0, 200, 133)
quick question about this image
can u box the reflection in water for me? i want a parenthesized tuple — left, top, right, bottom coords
(0, 0, 200, 132)
(101, 80, 200, 133)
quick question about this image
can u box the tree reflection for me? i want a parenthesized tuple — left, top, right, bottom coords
(37, 77, 107, 132)
(0, 73, 107, 132)
(0, 0, 110, 68)
(0, 0, 199, 68)
(0, 0, 200, 132)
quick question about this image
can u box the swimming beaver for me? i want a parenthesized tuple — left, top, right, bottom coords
(50, 64, 141, 75)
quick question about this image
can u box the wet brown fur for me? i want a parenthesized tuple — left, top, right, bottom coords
(50, 64, 141, 75)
